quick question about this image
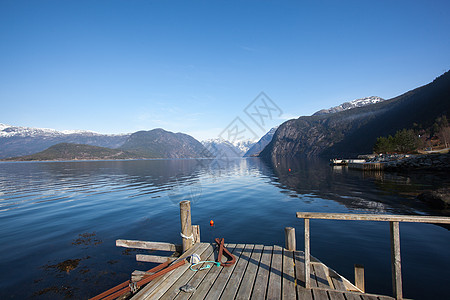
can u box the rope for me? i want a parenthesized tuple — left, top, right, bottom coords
(189, 261, 221, 272)
(180, 232, 194, 240)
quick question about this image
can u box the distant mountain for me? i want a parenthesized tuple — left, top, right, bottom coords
(120, 128, 212, 159)
(0, 123, 129, 159)
(313, 96, 385, 116)
(202, 139, 244, 158)
(244, 126, 278, 157)
(260, 71, 450, 159)
(3, 143, 135, 161)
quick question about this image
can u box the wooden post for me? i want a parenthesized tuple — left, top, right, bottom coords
(285, 227, 296, 251)
(180, 200, 193, 253)
(354, 264, 365, 292)
(304, 218, 311, 288)
(193, 225, 200, 244)
(390, 221, 403, 299)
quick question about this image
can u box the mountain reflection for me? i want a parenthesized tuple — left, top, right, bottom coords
(260, 156, 448, 215)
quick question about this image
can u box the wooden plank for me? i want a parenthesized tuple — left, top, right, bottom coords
(159, 244, 215, 300)
(266, 245, 283, 300)
(131, 243, 208, 300)
(284, 227, 296, 251)
(361, 294, 379, 300)
(297, 287, 313, 300)
(250, 246, 272, 300)
(296, 212, 450, 224)
(294, 251, 306, 288)
(330, 275, 347, 291)
(354, 264, 365, 292)
(191, 244, 240, 299)
(136, 254, 176, 264)
(173, 243, 224, 300)
(343, 292, 363, 300)
(192, 225, 200, 244)
(235, 244, 263, 300)
(116, 239, 182, 252)
(282, 249, 296, 300)
(327, 290, 346, 300)
(304, 218, 311, 289)
(205, 244, 250, 300)
(390, 221, 402, 300)
(312, 289, 329, 300)
(312, 263, 331, 288)
(219, 244, 254, 299)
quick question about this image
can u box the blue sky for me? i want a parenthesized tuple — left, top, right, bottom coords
(1, 0, 449, 141)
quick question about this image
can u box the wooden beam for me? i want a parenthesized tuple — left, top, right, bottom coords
(136, 254, 177, 264)
(285, 227, 296, 251)
(180, 200, 193, 252)
(390, 221, 403, 300)
(354, 264, 365, 292)
(304, 218, 311, 289)
(296, 212, 450, 224)
(116, 239, 182, 252)
(193, 224, 200, 244)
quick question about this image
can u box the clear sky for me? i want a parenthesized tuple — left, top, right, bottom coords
(1, 0, 449, 141)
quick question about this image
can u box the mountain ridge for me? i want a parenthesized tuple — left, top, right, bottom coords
(260, 71, 450, 159)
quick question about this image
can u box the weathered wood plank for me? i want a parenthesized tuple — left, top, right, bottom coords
(192, 244, 240, 300)
(343, 292, 363, 300)
(192, 225, 200, 244)
(297, 287, 313, 300)
(304, 218, 311, 289)
(173, 243, 224, 300)
(313, 263, 331, 288)
(159, 244, 215, 300)
(294, 251, 306, 288)
(205, 244, 248, 300)
(390, 221, 402, 300)
(330, 275, 347, 291)
(327, 290, 346, 300)
(235, 244, 263, 300)
(116, 239, 182, 252)
(219, 244, 254, 299)
(284, 227, 296, 251)
(354, 264, 365, 293)
(250, 246, 272, 300)
(312, 288, 329, 300)
(361, 294, 379, 300)
(136, 254, 176, 264)
(131, 243, 207, 300)
(296, 212, 450, 224)
(282, 249, 296, 300)
(267, 245, 283, 300)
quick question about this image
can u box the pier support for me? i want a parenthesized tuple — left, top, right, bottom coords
(354, 264, 365, 292)
(285, 227, 296, 251)
(390, 221, 403, 299)
(304, 218, 311, 288)
(180, 200, 193, 253)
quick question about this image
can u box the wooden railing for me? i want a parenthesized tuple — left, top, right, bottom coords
(296, 212, 450, 300)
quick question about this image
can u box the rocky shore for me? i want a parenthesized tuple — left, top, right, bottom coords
(383, 153, 450, 171)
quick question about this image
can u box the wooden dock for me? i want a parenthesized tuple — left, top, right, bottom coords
(91, 201, 450, 300)
(131, 242, 393, 300)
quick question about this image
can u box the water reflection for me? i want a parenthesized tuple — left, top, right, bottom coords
(261, 156, 449, 215)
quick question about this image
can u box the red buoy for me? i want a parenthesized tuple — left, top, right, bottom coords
(210, 220, 214, 227)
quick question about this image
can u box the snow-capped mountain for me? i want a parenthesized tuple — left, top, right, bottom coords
(0, 123, 130, 159)
(313, 96, 385, 116)
(201, 138, 256, 158)
(0, 123, 103, 138)
(244, 126, 278, 157)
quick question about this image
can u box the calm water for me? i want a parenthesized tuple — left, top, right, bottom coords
(0, 158, 448, 299)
